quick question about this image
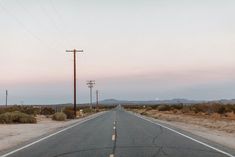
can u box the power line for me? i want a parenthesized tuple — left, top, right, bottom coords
(49, 0, 70, 46)
(0, 1, 59, 51)
(38, 1, 68, 48)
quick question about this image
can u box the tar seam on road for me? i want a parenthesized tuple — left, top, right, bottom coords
(128, 111, 235, 157)
(0, 112, 106, 157)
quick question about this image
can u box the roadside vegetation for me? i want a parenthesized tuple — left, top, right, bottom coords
(0, 111, 36, 124)
(124, 103, 235, 120)
(0, 104, 116, 123)
(124, 103, 235, 133)
(63, 105, 116, 119)
(0, 106, 55, 124)
(52, 112, 67, 121)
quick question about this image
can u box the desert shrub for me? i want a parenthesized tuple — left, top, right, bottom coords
(224, 105, 234, 113)
(145, 107, 153, 111)
(181, 106, 191, 113)
(150, 105, 160, 109)
(191, 106, 203, 113)
(52, 112, 67, 121)
(158, 105, 171, 111)
(217, 106, 226, 114)
(186, 103, 234, 115)
(140, 111, 148, 115)
(0, 111, 36, 124)
(63, 107, 75, 119)
(41, 107, 55, 115)
(0, 106, 40, 116)
(82, 108, 94, 113)
(171, 104, 183, 110)
(192, 104, 209, 113)
(21, 106, 40, 115)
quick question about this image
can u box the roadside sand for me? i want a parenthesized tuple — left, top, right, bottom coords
(131, 109, 235, 149)
(0, 115, 85, 152)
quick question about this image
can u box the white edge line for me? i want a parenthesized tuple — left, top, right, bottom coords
(128, 111, 234, 157)
(109, 154, 114, 157)
(0, 112, 105, 157)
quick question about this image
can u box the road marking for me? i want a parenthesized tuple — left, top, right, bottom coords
(0, 112, 105, 157)
(112, 134, 116, 141)
(130, 112, 235, 157)
(109, 154, 114, 157)
(113, 126, 116, 130)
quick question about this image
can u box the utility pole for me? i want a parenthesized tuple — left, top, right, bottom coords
(5, 90, 8, 107)
(96, 90, 99, 110)
(66, 49, 84, 118)
(86, 80, 95, 109)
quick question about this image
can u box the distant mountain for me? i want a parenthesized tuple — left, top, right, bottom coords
(26, 98, 235, 107)
(99, 98, 204, 105)
(211, 99, 235, 104)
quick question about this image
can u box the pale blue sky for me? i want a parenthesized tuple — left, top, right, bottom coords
(0, 0, 235, 104)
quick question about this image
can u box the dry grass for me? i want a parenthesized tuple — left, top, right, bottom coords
(0, 106, 55, 116)
(52, 112, 67, 121)
(129, 108, 235, 133)
(0, 111, 36, 124)
(125, 103, 235, 133)
(125, 103, 235, 120)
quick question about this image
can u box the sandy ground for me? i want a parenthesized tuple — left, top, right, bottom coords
(0, 115, 93, 152)
(130, 109, 235, 149)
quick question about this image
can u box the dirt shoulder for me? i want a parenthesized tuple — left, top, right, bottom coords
(129, 109, 235, 149)
(0, 113, 99, 152)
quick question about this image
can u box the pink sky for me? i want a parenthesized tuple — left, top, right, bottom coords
(1, 0, 235, 104)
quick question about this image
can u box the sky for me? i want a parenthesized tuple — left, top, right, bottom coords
(0, 0, 235, 104)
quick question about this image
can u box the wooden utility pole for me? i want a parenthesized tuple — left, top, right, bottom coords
(66, 49, 84, 118)
(5, 90, 8, 107)
(96, 90, 99, 110)
(86, 80, 95, 109)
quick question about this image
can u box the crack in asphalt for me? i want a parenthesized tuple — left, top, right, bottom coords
(51, 147, 112, 157)
(151, 126, 168, 157)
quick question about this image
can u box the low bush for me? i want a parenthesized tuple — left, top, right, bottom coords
(21, 106, 40, 115)
(145, 107, 153, 111)
(217, 106, 226, 114)
(63, 107, 75, 119)
(149, 105, 159, 110)
(52, 112, 67, 121)
(40, 107, 55, 115)
(82, 108, 94, 113)
(171, 104, 184, 110)
(123, 103, 235, 116)
(0, 106, 40, 116)
(140, 111, 148, 115)
(158, 105, 171, 111)
(0, 111, 36, 124)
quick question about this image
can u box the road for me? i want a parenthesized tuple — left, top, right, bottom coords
(1, 107, 234, 157)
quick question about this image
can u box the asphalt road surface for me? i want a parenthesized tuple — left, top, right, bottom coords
(1, 107, 235, 157)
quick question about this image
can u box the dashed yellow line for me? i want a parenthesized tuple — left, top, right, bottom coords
(112, 134, 116, 141)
